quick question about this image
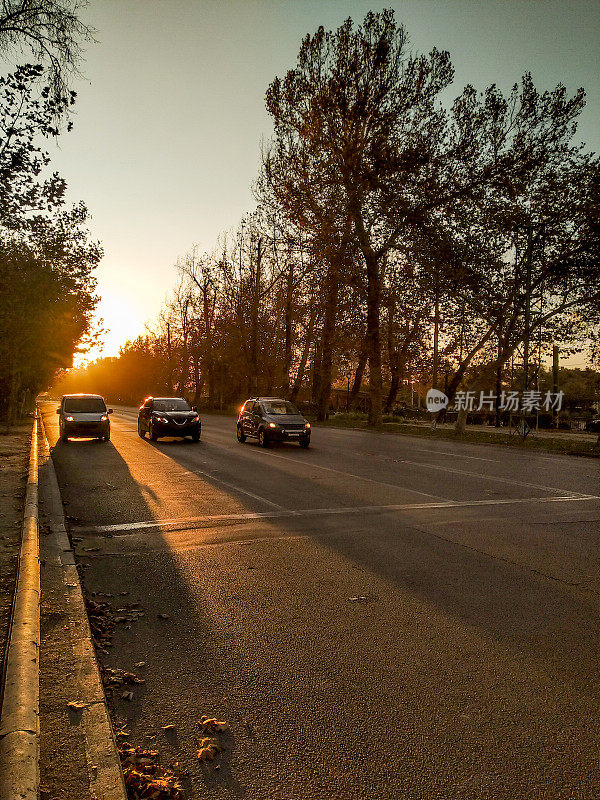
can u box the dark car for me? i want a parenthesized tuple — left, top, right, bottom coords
(56, 394, 112, 442)
(585, 418, 600, 433)
(237, 397, 311, 448)
(137, 396, 201, 442)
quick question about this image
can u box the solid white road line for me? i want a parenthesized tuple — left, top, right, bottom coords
(70, 492, 600, 534)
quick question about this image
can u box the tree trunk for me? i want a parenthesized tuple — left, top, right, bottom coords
(365, 251, 382, 426)
(248, 237, 262, 395)
(290, 308, 315, 403)
(166, 322, 174, 393)
(455, 408, 468, 434)
(311, 336, 322, 406)
(385, 372, 399, 413)
(7, 371, 21, 428)
(384, 299, 396, 414)
(177, 342, 188, 396)
(282, 262, 294, 395)
(349, 346, 367, 410)
(192, 354, 203, 405)
(446, 324, 498, 405)
(316, 262, 339, 421)
(202, 288, 214, 406)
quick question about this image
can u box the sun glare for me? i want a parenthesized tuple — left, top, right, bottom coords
(74, 289, 148, 367)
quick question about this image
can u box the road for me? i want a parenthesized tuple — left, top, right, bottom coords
(40, 403, 600, 799)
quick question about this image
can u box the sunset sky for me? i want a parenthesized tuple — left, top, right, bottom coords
(41, 0, 599, 365)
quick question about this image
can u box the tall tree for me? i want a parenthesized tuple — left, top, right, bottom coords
(0, 0, 94, 109)
(264, 11, 481, 424)
(0, 62, 100, 422)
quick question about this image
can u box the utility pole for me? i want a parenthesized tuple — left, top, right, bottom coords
(495, 314, 502, 427)
(553, 344, 559, 428)
(523, 223, 533, 396)
(167, 321, 173, 392)
(432, 265, 439, 391)
(516, 223, 534, 439)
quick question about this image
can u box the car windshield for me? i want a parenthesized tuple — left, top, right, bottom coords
(63, 397, 106, 413)
(261, 400, 300, 416)
(154, 398, 190, 412)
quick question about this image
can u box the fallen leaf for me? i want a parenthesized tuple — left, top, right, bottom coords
(200, 737, 222, 752)
(198, 717, 229, 734)
(67, 700, 89, 711)
(349, 595, 375, 602)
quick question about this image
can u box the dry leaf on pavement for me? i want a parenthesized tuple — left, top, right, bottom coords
(198, 716, 229, 734)
(67, 700, 89, 711)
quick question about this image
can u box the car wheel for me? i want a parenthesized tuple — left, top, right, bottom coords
(258, 428, 270, 448)
(102, 431, 110, 442)
(60, 425, 68, 442)
(299, 438, 310, 448)
(149, 422, 158, 441)
(192, 432, 200, 442)
(236, 425, 246, 443)
(138, 420, 146, 438)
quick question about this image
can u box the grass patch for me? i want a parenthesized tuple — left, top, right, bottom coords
(318, 415, 600, 457)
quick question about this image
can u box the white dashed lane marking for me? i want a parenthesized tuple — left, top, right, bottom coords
(71, 492, 600, 534)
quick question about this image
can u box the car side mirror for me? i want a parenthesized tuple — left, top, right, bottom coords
(56, 409, 60, 415)
(108, 409, 113, 414)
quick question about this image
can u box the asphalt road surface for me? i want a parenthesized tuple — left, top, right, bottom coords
(40, 403, 600, 800)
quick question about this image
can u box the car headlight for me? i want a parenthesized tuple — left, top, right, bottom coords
(100, 415, 108, 421)
(305, 422, 311, 428)
(66, 416, 74, 422)
(157, 416, 168, 424)
(269, 422, 277, 429)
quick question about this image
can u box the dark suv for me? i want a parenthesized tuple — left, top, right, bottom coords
(138, 397, 201, 442)
(237, 397, 311, 448)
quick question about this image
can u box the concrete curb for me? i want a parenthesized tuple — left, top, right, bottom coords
(38, 411, 127, 800)
(0, 413, 40, 800)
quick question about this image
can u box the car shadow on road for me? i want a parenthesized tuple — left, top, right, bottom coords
(145, 425, 600, 701)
